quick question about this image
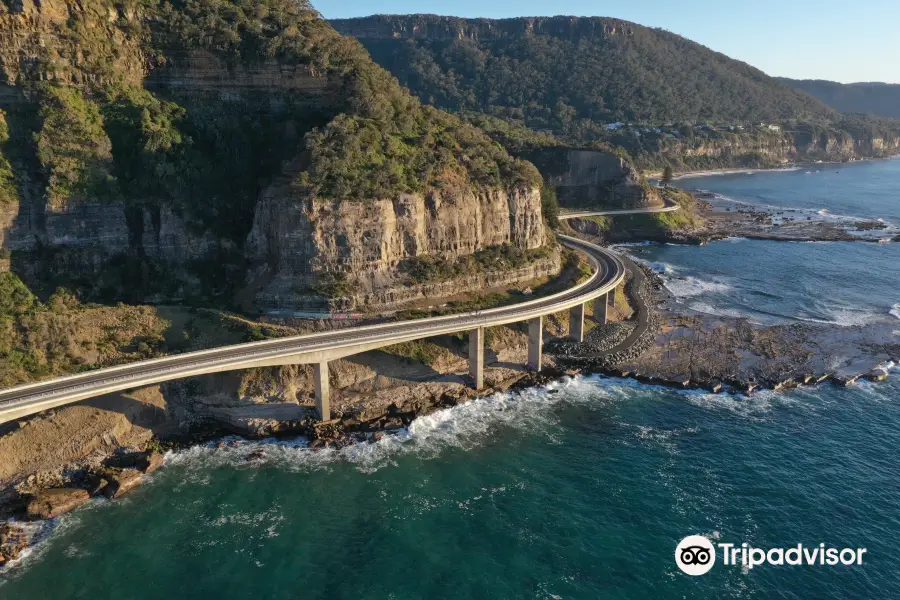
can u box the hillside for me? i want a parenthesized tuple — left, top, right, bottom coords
(781, 79, 900, 119)
(0, 0, 547, 311)
(331, 15, 900, 169)
(331, 14, 836, 129)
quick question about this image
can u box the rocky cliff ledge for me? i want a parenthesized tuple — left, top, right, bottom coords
(625, 128, 900, 171)
(245, 181, 547, 311)
(330, 14, 634, 43)
(526, 148, 660, 210)
(0, 0, 551, 309)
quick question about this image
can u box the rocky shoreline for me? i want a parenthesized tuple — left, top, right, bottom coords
(3, 193, 899, 572)
(565, 266, 898, 394)
(688, 190, 899, 244)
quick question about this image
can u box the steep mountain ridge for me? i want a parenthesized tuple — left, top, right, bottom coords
(331, 14, 835, 126)
(331, 14, 900, 169)
(780, 78, 900, 119)
(0, 0, 547, 310)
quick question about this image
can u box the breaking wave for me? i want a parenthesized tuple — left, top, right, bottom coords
(664, 275, 733, 298)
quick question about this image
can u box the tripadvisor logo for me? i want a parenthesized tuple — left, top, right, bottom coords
(675, 535, 716, 575)
(675, 535, 867, 576)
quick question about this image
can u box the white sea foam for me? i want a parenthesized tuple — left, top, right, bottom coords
(891, 303, 900, 320)
(665, 275, 733, 298)
(793, 307, 883, 327)
(685, 301, 752, 320)
(165, 377, 622, 475)
(674, 167, 800, 180)
(611, 241, 658, 248)
(636, 261, 677, 275)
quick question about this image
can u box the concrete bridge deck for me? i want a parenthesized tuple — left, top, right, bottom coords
(0, 202, 676, 424)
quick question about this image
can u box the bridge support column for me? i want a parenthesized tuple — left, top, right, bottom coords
(596, 292, 608, 326)
(527, 316, 543, 372)
(610, 284, 618, 306)
(468, 327, 484, 389)
(314, 361, 330, 421)
(569, 303, 585, 343)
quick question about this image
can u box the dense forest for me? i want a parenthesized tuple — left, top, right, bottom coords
(331, 15, 900, 154)
(331, 15, 836, 130)
(781, 79, 900, 119)
(0, 0, 539, 244)
(0, 0, 543, 305)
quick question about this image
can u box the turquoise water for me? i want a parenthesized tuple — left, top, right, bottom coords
(626, 158, 900, 325)
(2, 376, 900, 599)
(2, 161, 900, 599)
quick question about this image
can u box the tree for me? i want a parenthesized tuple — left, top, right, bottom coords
(540, 183, 560, 229)
(662, 165, 674, 187)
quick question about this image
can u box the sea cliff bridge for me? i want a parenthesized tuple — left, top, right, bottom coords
(0, 203, 678, 424)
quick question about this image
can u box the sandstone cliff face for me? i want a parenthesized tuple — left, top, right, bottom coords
(0, 0, 145, 87)
(0, 2, 552, 308)
(529, 148, 660, 210)
(330, 14, 634, 43)
(640, 131, 900, 170)
(245, 182, 546, 310)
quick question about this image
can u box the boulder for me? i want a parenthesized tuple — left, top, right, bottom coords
(136, 451, 165, 474)
(0, 523, 29, 566)
(26, 488, 90, 520)
(103, 469, 143, 499)
(864, 368, 888, 382)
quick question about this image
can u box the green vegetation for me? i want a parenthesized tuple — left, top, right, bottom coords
(34, 85, 117, 209)
(401, 244, 555, 284)
(0, 111, 19, 206)
(332, 15, 900, 166)
(610, 188, 699, 235)
(541, 183, 560, 229)
(0, 272, 35, 317)
(310, 272, 353, 298)
(0, 270, 302, 386)
(781, 79, 900, 119)
(382, 339, 450, 365)
(333, 15, 836, 128)
(0, 0, 546, 305)
(661, 166, 674, 187)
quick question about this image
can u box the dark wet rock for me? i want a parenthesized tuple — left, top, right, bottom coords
(209, 404, 310, 438)
(0, 523, 29, 566)
(246, 449, 268, 461)
(135, 451, 165, 474)
(865, 368, 889, 382)
(102, 468, 143, 499)
(26, 488, 90, 520)
(835, 375, 859, 387)
(772, 378, 797, 391)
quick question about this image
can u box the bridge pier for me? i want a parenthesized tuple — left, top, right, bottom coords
(527, 316, 543, 371)
(610, 283, 618, 306)
(569, 303, 585, 342)
(314, 361, 330, 421)
(596, 292, 609, 326)
(468, 327, 485, 389)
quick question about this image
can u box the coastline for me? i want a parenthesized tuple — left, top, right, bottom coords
(644, 154, 900, 181)
(4, 178, 900, 571)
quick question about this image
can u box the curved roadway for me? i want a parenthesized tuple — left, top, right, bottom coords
(558, 196, 679, 220)
(0, 200, 678, 424)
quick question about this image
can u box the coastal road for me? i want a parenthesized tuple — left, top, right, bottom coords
(558, 197, 680, 220)
(0, 236, 622, 424)
(0, 201, 678, 425)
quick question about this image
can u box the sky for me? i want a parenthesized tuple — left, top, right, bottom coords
(315, 0, 900, 84)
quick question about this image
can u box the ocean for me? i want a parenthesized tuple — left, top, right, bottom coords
(1, 160, 899, 599)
